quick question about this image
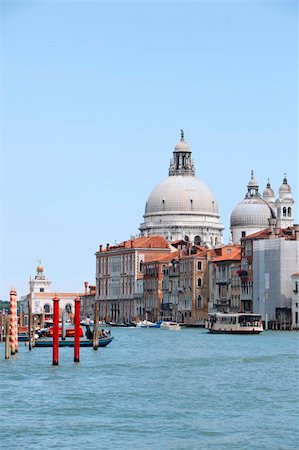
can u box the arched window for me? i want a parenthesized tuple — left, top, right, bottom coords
(197, 295, 202, 308)
(184, 235, 189, 243)
(194, 235, 201, 245)
(288, 207, 292, 217)
(65, 304, 72, 313)
(197, 277, 202, 288)
(283, 207, 287, 217)
(139, 260, 143, 272)
(44, 304, 51, 313)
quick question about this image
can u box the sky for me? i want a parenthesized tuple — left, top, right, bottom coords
(0, 0, 298, 301)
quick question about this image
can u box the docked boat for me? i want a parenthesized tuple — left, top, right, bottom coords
(206, 313, 263, 334)
(160, 321, 181, 331)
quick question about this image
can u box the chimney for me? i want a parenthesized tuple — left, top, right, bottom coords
(106, 243, 110, 251)
(84, 281, 88, 295)
(99, 244, 103, 252)
(274, 227, 280, 237)
(268, 218, 276, 235)
(294, 224, 299, 241)
(130, 239, 134, 248)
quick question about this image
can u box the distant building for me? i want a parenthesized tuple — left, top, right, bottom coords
(291, 272, 299, 330)
(95, 236, 173, 322)
(230, 172, 295, 244)
(80, 282, 96, 319)
(140, 132, 224, 246)
(19, 262, 83, 322)
(240, 225, 299, 328)
(209, 245, 241, 313)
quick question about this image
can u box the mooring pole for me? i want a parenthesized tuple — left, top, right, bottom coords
(10, 288, 17, 355)
(52, 295, 60, 366)
(28, 292, 32, 351)
(74, 296, 81, 362)
(5, 316, 10, 359)
(93, 300, 99, 350)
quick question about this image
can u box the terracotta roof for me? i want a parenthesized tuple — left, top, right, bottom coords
(211, 248, 241, 262)
(242, 227, 296, 241)
(100, 235, 170, 252)
(292, 272, 299, 277)
(142, 250, 179, 264)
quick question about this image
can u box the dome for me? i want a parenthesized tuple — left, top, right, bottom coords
(230, 198, 272, 227)
(140, 132, 224, 245)
(279, 175, 292, 199)
(37, 264, 43, 273)
(263, 181, 275, 198)
(145, 175, 218, 214)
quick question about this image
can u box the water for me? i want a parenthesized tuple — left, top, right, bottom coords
(0, 328, 298, 450)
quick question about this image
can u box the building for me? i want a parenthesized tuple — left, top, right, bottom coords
(95, 236, 173, 322)
(230, 172, 295, 244)
(240, 225, 299, 328)
(140, 131, 224, 246)
(291, 272, 299, 330)
(209, 245, 241, 313)
(80, 282, 96, 319)
(19, 262, 83, 322)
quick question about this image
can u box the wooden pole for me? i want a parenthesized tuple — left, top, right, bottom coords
(5, 316, 10, 359)
(52, 296, 60, 365)
(74, 297, 81, 362)
(93, 300, 99, 350)
(61, 310, 67, 340)
(10, 288, 17, 355)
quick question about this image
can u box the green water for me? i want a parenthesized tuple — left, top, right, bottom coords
(0, 328, 298, 449)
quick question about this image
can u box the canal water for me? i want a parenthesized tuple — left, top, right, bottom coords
(0, 328, 298, 450)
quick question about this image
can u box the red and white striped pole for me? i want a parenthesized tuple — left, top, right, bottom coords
(10, 288, 18, 355)
(74, 296, 81, 363)
(52, 295, 60, 366)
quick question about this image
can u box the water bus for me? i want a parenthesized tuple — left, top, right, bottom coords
(206, 313, 263, 334)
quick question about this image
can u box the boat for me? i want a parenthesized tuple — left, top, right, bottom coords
(136, 320, 161, 328)
(206, 313, 263, 334)
(33, 336, 114, 348)
(160, 321, 181, 331)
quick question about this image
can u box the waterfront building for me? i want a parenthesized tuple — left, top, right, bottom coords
(291, 272, 299, 330)
(209, 245, 241, 313)
(240, 225, 299, 328)
(230, 172, 295, 244)
(19, 262, 83, 322)
(143, 251, 179, 322)
(80, 282, 96, 319)
(139, 131, 224, 246)
(95, 236, 173, 322)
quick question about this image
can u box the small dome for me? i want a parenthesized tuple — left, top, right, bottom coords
(37, 265, 43, 273)
(230, 198, 272, 227)
(263, 180, 275, 202)
(279, 175, 292, 199)
(174, 139, 190, 152)
(247, 170, 258, 189)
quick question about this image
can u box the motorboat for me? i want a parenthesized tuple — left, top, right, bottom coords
(160, 321, 181, 331)
(136, 320, 161, 328)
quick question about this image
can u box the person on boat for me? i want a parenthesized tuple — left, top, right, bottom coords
(85, 325, 94, 340)
(100, 329, 108, 338)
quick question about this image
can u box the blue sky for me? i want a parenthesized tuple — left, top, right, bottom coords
(0, 0, 297, 300)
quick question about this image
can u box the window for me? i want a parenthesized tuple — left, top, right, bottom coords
(283, 207, 287, 217)
(65, 304, 72, 313)
(197, 295, 202, 308)
(241, 231, 246, 238)
(197, 277, 202, 288)
(288, 207, 292, 217)
(184, 235, 189, 242)
(194, 235, 201, 245)
(44, 304, 50, 313)
(197, 261, 202, 271)
(139, 260, 143, 272)
(40, 288, 44, 292)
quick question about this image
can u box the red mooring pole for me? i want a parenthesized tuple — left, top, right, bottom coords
(52, 295, 60, 366)
(74, 296, 80, 363)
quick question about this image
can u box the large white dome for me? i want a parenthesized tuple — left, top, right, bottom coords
(145, 175, 218, 214)
(140, 133, 224, 246)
